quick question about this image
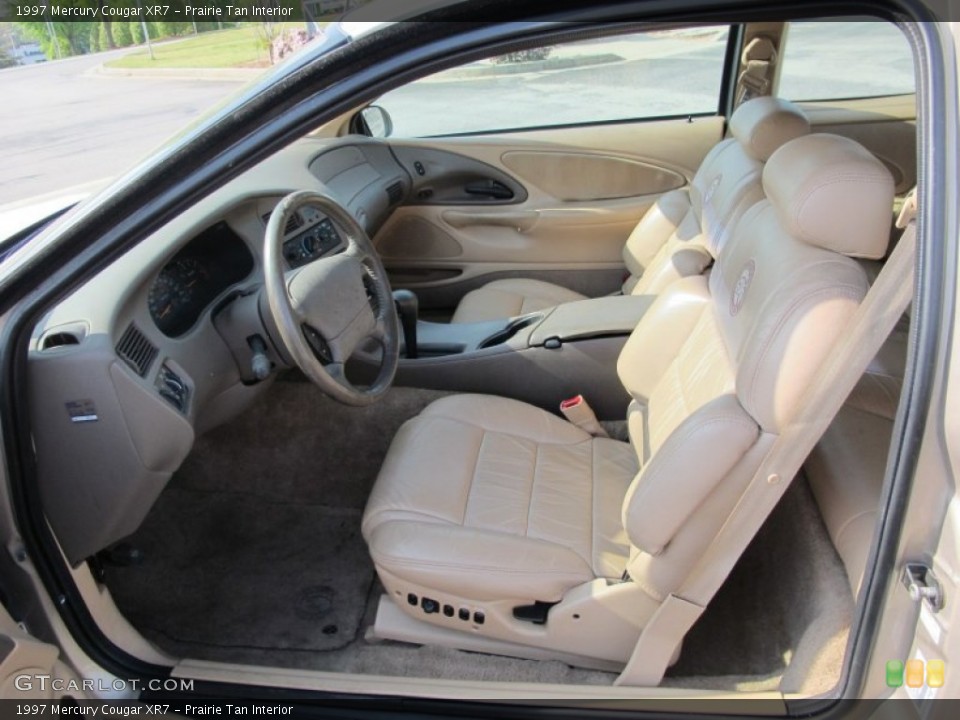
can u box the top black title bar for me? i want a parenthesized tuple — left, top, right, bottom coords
(0, 0, 379, 23)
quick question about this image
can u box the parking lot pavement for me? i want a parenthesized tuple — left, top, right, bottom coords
(0, 51, 247, 205)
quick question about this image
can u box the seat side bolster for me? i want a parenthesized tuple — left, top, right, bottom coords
(617, 275, 711, 403)
(368, 520, 595, 602)
(622, 395, 759, 556)
(622, 188, 693, 280)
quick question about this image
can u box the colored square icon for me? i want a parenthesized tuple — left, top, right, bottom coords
(886, 659, 904, 687)
(906, 659, 925, 688)
(927, 660, 945, 688)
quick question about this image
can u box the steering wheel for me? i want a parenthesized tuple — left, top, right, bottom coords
(263, 190, 399, 406)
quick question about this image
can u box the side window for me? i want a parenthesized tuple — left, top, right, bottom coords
(778, 21, 914, 101)
(376, 26, 731, 138)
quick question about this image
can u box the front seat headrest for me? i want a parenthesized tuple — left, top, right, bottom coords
(729, 96, 810, 162)
(763, 133, 895, 260)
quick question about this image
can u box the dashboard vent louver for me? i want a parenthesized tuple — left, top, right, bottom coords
(285, 212, 303, 234)
(386, 181, 404, 206)
(116, 324, 158, 377)
(261, 211, 304, 236)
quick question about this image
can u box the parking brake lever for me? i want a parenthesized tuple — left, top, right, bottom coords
(393, 289, 419, 359)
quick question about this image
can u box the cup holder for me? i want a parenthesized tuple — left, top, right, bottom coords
(479, 313, 543, 349)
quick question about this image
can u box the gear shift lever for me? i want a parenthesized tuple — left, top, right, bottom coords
(393, 289, 419, 359)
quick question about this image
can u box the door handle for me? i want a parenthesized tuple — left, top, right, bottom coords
(463, 180, 515, 200)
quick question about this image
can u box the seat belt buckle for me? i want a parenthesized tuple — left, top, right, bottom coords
(560, 395, 609, 438)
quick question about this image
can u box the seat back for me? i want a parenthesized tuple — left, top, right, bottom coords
(623, 96, 810, 296)
(615, 134, 894, 603)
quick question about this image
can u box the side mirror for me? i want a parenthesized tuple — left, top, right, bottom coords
(353, 105, 393, 138)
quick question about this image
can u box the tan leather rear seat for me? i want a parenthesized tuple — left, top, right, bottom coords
(805, 324, 907, 596)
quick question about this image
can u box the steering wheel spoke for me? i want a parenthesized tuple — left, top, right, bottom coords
(325, 361, 348, 384)
(263, 191, 400, 406)
(344, 235, 372, 262)
(301, 324, 335, 365)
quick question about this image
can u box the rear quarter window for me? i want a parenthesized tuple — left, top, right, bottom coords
(778, 21, 914, 101)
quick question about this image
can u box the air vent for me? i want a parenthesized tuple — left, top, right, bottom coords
(116, 324, 158, 377)
(386, 180, 404, 206)
(42, 332, 80, 350)
(262, 211, 303, 235)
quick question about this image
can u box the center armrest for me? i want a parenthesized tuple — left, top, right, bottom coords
(528, 295, 656, 347)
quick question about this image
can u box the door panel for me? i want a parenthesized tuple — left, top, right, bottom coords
(374, 115, 725, 309)
(500, 151, 686, 201)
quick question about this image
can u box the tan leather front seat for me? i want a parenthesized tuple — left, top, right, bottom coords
(450, 96, 810, 323)
(363, 134, 894, 667)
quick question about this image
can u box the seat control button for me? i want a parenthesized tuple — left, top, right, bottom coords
(407, 593, 418, 606)
(422, 598, 439, 614)
(474, 611, 485, 625)
(443, 604, 454, 617)
(543, 337, 562, 349)
(458, 608, 470, 621)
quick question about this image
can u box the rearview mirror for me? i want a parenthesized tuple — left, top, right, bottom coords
(356, 105, 393, 138)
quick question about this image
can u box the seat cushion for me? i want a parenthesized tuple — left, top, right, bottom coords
(805, 331, 906, 595)
(362, 395, 638, 602)
(806, 406, 891, 597)
(451, 280, 587, 324)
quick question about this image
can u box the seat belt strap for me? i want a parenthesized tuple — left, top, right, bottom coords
(736, 36, 777, 104)
(615, 192, 919, 687)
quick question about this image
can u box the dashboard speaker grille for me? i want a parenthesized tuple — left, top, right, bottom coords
(116, 323, 158, 377)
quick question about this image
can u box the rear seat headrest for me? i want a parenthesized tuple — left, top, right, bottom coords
(729, 96, 810, 162)
(763, 134, 895, 260)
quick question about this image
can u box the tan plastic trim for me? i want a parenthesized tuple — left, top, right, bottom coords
(172, 658, 787, 710)
(369, 595, 623, 672)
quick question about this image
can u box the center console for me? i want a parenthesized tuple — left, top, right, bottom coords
(383, 294, 656, 419)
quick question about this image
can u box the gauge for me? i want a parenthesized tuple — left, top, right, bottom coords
(147, 222, 254, 338)
(169, 257, 208, 289)
(148, 257, 209, 337)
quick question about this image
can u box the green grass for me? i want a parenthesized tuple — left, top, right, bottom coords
(105, 27, 271, 70)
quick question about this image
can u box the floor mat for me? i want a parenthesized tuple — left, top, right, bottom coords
(108, 488, 375, 652)
(171, 378, 450, 509)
